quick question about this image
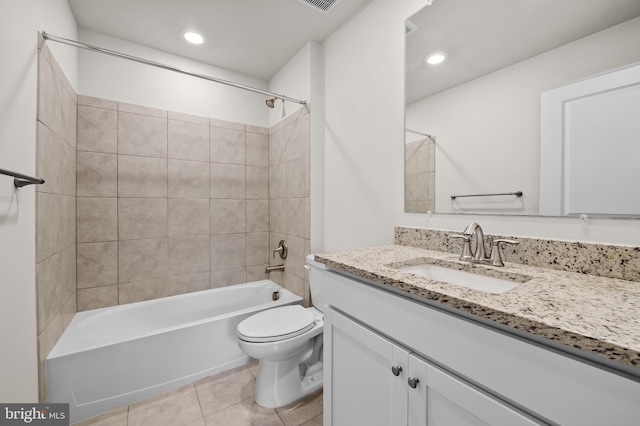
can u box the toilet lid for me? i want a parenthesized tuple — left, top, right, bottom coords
(237, 305, 316, 343)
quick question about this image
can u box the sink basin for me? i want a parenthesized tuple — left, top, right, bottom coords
(399, 264, 520, 294)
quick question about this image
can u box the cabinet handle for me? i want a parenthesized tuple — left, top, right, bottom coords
(408, 377, 420, 389)
(391, 365, 403, 376)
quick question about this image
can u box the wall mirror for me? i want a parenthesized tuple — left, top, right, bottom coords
(405, 0, 640, 217)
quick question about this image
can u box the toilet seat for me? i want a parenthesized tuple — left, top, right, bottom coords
(238, 305, 316, 343)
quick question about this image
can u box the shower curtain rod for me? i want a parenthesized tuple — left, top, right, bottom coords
(405, 128, 434, 139)
(41, 32, 307, 105)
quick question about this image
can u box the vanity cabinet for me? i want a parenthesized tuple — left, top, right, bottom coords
(325, 307, 541, 426)
(320, 268, 640, 426)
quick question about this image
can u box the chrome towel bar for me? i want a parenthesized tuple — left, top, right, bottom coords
(0, 167, 45, 188)
(451, 191, 522, 200)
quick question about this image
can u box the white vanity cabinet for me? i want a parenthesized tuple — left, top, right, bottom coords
(320, 268, 640, 426)
(325, 307, 541, 426)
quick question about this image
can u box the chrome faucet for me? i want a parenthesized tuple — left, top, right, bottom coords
(463, 222, 487, 262)
(450, 223, 519, 267)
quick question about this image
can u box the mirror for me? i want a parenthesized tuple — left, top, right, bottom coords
(405, 0, 640, 216)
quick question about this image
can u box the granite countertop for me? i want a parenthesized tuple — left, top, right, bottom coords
(315, 244, 640, 370)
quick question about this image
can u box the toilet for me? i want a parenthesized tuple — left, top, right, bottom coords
(237, 255, 327, 408)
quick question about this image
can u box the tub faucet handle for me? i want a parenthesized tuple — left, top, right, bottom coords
(273, 240, 288, 259)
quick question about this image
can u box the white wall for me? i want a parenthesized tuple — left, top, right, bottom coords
(267, 43, 312, 127)
(0, 0, 77, 402)
(407, 17, 640, 217)
(77, 29, 270, 127)
(322, 0, 426, 251)
(321, 0, 640, 249)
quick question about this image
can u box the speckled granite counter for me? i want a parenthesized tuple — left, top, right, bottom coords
(314, 244, 640, 371)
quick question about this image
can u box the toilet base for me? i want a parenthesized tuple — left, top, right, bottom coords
(254, 358, 324, 408)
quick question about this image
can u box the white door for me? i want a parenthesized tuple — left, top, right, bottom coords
(407, 354, 543, 426)
(324, 308, 409, 426)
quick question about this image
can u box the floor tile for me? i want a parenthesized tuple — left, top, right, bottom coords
(300, 413, 323, 426)
(275, 389, 323, 426)
(195, 365, 255, 416)
(71, 406, 128, 426)
(127, 384, 203, 426)
(204, 398, 284, 426)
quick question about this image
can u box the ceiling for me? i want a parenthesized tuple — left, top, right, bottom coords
(67, 0, 370, 80)
(406, 0, 640, 104)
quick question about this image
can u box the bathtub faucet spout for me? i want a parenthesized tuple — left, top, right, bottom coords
(265, 264, 285, 273)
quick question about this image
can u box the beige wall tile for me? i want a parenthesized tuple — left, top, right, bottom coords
(36, 252, 62, 333)
(168, 120, 209, 162)
(269, 199, 286, 235)
(210, 163, 245, 199)
(60, 142, 76, 196)
(168, 111, 208, 125)
(269, 126, 288, 166)
(286, 198, 306, 239)
(168, 199, 210, 237)
(210, 199, 245, 234)
(210, 234, 246, 271)
(119, 238, 168, 283)
(246, 199, 269, 232)
(77, 197, 117, 243)
(118, 277, 169, 304)
(118, 102, 167, 119)
(210, 126, 245, 165)
(60, 244, 76, 303)
(61, 87, 77, 147)
(118, 155, 167, 197)
(247, 232, 269, 266)
(210, 268, 246, 288)
(168, 159, 209, 198)
(246, 132, 269, 167)
(168, 272, 211, 296)
(36, 121, 62, 194)
(37, 193, 75, 262)
(269, 163, 286, 199)
(77, 151, 117, 197)
(118, 112, 167, 158)
(246, 166, 268, 199)
(37, 313, 62, 401)
(77, 105, 117, 153)
(169, 236, 211, 276)
(118, 198, 168, 240)
(77, 242, 118, 289)
(286, 158, 306, 198)
(77, 95, 117, 110)
(246, 125, 268, 135)
(247, 265, 268, 282)
(209, 118, 245, 131)
(37, 51, 62, 135)
(286, 114, 310, 162)
(77, 285, 118, 311)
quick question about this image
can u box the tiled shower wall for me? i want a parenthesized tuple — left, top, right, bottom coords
(75, 96, 275, 310)
(268, 108, 311, 304)
(36, 37, 77, 400)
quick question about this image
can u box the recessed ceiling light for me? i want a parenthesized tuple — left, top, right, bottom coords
(425, 52, 447, 65)
(182, 30, 205, 45)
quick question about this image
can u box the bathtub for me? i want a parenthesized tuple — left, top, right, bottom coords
(46, 280, 302, 423)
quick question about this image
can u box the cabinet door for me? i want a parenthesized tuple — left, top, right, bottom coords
(324, 308, 409, 426)
(407, 354, 543, 426)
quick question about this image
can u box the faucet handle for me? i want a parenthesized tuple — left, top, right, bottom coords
(489, 239, 519, 267)
(448, 234, 473, 261)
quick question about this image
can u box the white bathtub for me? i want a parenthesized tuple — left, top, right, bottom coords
(46, 280, 302, 423)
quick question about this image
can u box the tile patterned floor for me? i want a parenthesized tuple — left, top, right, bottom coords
(71, 362, 323, 426)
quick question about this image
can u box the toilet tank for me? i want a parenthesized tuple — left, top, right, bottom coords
(306, 254, 329, 312)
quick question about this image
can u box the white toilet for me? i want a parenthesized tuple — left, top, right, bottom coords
(237, 255, 327, 408)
